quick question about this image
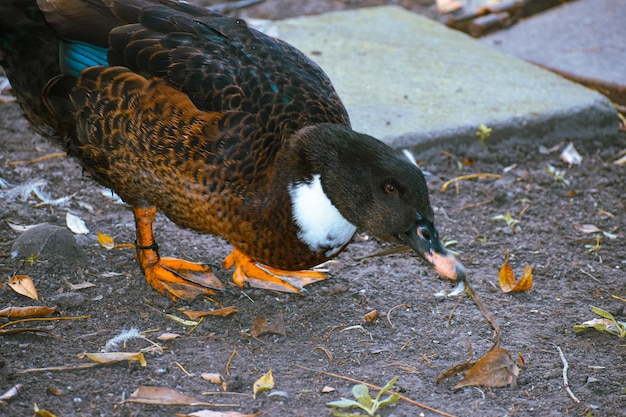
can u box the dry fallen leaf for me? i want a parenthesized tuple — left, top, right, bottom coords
(180, 306, 239, 320)
(0, 306, 56, 318)
(177, 411, 262, 417)
(65, 212, 89, 234)
(201, 372, 227, 391)
(251, 312, 285, 337)
(364, 309, 379, 323)
(83, 352, 147, 367)
(252, 368, 275, 398)
(0, 384, 24, 401)
(97, 231, 115, 249)
(46, 387, 66, 397)
(6, 221, 48, 233)
(157, 332, 182, 341)
(8, 275, 39, 300)
(201, 372, 225, 384)
(560, 142, 582, 165)
(68, 281, 95, 291)
(33, 403, 58, 417)
(614, 153, 626, 165)
(573, 224, 602, 234)
(453, 348, 520, 390)
(122, 386, 232, 407)
(498, 254, 533, 293)
(436, 0, 462, 14)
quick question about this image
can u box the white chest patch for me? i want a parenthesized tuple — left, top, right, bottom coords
(288, 174, 357, 257)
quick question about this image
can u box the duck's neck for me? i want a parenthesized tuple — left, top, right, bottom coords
(282, 123, 387, 228)
(280, 124, 363, 256)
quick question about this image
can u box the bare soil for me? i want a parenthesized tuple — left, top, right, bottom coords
(1, 1, 625, 417)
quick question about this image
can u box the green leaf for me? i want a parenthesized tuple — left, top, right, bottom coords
(591, 306, 615, 320)
(573, 307, 626, 338)
(374, 376, 399, 401)
(352, 385, 372, 408)
(327, 377, 401, 416)
(327, 398, 362, 409)
(378, 393, 400, 408)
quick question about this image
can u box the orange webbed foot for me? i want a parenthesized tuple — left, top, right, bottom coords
(133, 207, 224, 302)
(222, 247, 327, 293)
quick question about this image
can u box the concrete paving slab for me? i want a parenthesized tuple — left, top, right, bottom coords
(258, 6, 619, 151)
(481, 0, 626, 108)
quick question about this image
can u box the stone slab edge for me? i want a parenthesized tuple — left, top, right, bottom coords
(258, 6, 620, 151)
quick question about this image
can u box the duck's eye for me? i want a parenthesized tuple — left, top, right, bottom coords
(384, 184, 397, 194)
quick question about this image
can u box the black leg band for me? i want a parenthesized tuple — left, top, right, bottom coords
(135, 241, 159, 251)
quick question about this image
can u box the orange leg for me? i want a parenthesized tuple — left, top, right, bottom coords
(222, 247, 327, 293)
(133, 206, 224, 302)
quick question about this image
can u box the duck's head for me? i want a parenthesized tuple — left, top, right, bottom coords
(288, 123, 465, 284)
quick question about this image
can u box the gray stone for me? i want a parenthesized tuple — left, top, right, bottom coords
(11, 224, 86, 265)
(50, 291, 86, 309)
(258, 6, 619, 151)
(481, 0, 626, 107)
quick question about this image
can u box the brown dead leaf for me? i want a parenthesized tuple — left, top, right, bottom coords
(33, 403, 58, 417)
(201, 372, 224, 384)
(46, 387, 66, 396)
(435, 361, 474, 384)
(573, 224, 602, 234)
(498, 254, 533, 293)
(0, 306, 56, 318)
(180, 306, 239, 320)
(157, 332, 182, 341)
(452, 348, 519, 390)
(201, 373, 227, 391)
(121, 386, 233, 407)
(8, 275, 39, 300)
(97, 231, 115, 249)
(364, 309, 379, 323)
(251, 311, 285, 337)
(83, 352, 146, 367)
(177, 411, 262, 417)
(252, 368, 275, 398)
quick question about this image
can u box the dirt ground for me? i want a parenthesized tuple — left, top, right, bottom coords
(1, 1, 625, 417)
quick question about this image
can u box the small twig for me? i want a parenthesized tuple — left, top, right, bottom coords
(225, 347, 237, 375)
(446, 294, 464, 338)
(580, 269, 601, 283)
(555, 345, 580, 403)
(294, 364, 458, 417)
(441, 173, 503, 192)
(386, 304, 410, 329)
(8, 152, 66, 166)
(174, 361, 195, 377)
(0, 315, 90, 330)
(400, 337, 417, 351)
(612, 294, 626, 303)
(460, 195, 495, 211)
(353, 245, 410, 262)
(314, 345, 334, 361)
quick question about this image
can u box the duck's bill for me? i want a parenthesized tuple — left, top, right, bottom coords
(400, 219, 466, 283)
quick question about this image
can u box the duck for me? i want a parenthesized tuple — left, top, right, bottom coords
(0, 0, 465, 302)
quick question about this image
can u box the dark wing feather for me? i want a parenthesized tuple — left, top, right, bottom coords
(41, 0, 350, 134)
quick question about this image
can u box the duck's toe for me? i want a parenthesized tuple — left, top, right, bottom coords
(143, 258, 225, 302)
(222, 247, 327, 293)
